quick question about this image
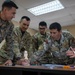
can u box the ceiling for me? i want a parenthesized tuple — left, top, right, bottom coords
(0, 0, 75, 30)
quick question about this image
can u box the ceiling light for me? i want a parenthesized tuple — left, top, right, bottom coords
(27, 0, 64, 16)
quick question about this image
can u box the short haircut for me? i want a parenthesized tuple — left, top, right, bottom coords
(20, 16, 30, 21)
(49, 22, 61, 31)
(39, 21, 47, 27)
(2, 0, 18, 10)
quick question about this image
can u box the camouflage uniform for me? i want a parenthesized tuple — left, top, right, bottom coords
(30, 31, 75, 65)
(32, 32, 50, 52)
(0, 16, 14, 64)
(12, 27, 33, 61)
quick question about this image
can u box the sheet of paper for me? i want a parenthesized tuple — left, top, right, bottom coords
(42, 64, 64, 69)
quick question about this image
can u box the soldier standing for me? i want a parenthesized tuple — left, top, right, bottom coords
(0, 1, 18, 65)
(32, 21, 50, 52)
(12, 16, 32, 66)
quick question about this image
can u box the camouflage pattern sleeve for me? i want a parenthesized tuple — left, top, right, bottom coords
(12, 28, 21, 58)
(0, 41, 10, 59)
(30, 49, 47, 65)
(63, 31, 75, 46)
(32, 32, 50, 51)
(24, 33, 33, 58)
(5, 22, 14, 60)
(31, 36, 38, 52)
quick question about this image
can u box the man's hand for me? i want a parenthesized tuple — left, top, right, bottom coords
(3, 60, 12, 66)
(66, 47, 75, 58)
(16, 58, 30, 66)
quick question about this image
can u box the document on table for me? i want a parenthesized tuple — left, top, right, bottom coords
(41, 64, 64, 69)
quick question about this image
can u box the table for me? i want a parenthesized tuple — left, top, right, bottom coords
(0, 65, 75, 75)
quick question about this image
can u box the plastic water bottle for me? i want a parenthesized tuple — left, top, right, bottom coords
(24, 50, 28, 59)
